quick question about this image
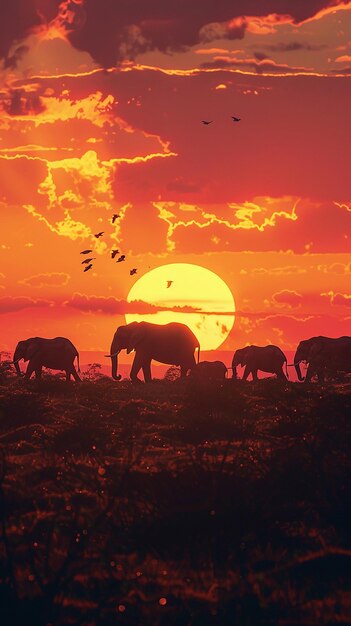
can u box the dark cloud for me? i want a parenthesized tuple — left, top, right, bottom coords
(253, 52, 269, 61)
(68, 1, 350, 66)
(257, 41, 329, 52)
(332, 66, 351, 74)
(2, 89, 45, 116)
(0, 0, 60, 60)
(0, 1, 347, 66)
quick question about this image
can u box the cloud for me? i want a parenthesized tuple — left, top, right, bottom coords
(0, 156, 48, 207)
(272, 290, 303, 307)
(317, 262, 351, 274)
(241, 265, 307, 276)
(171, 200, 351, 254)
(0, 296, 52, 314)
(2, 89, 45, 116)
(335, 54, 351, 62)
(323, 291, 351, 307)
(200, 56, 313, 74)
(109, 67, 351, 203)
(3, 44, 29, 69)
(256, 41, 328, 52)
(19, 272, 70, 287)
(331, 66, 351, 74)
(68, 2, 351, 66)
(64, 292, 204, 315)
(0, 1, 348, 66)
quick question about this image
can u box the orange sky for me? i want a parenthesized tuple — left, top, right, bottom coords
(0, 0, 350, 356)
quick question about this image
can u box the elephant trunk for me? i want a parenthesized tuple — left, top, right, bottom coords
(111, 352, 122, 381)
(13, 348, 22, 377)
(294, 360, 304, 382)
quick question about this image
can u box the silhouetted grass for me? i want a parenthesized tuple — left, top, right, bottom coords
(0, 377, 350, 625)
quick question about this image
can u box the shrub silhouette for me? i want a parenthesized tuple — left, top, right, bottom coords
(0, 377, 350, 625)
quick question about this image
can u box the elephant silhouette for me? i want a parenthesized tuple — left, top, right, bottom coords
(109, 321, 200, 383)
(13, 337, 81, 381)
(232, 345, 288, 381)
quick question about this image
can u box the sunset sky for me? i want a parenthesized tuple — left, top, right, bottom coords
(0, 0, 350, 356)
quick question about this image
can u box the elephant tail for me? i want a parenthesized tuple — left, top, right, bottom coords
(76, 353, 80, 373)
(197, 345, 200, 364)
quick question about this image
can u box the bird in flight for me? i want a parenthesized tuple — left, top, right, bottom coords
(111, 214, 120, 224)
(80, 249, 93, 254)
(231, 116, 241, 122)
(166, 281, 173, 289)
(116, 255, 126, 263)
(94, 232, 104, 238)
(130, 268, 137, 276)
(202, 120, 213, 125)
(111, 249, 120, 259)
(84, 264, 93, 272)
(81, 258, 95, 264)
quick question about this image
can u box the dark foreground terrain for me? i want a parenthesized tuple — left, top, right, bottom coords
(0, 373, 351, 625)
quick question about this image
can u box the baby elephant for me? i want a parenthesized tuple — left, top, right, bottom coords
(189, 360, 227, 382)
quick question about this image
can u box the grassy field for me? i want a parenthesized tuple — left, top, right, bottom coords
(0, 371, 351, 625)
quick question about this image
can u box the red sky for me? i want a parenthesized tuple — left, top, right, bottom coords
(0, 0, 350, 356)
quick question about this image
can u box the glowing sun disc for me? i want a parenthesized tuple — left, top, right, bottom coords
(126, 263, 235, 350)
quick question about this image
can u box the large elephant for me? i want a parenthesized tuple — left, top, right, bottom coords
(189, 360, 227, 382)
(232, 345, 288, 381)
(109, 321, 200, 382)
(13, 337, 81, 381)
(294, 336, 351, 383)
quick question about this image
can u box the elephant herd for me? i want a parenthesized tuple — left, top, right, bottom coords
(12, 321, 351, 384)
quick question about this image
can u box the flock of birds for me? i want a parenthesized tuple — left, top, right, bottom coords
(80, 213, 137, 276)
(79, 214, 174, 289)
(79, 116, 241, 280)
(201, 116, 241, 125)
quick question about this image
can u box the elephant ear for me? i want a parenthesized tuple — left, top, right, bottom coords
(25, 340, 39, 361)
(126, 323, 147, 354)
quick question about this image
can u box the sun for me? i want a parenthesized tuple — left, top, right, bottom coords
(126, 263, 235, 351)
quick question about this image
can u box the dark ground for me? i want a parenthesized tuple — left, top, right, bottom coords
(0, 369, 351, 625)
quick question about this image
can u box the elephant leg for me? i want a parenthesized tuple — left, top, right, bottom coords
(35, 367, 42, 380)
(305, 365, 314, 383)
(277, 367, 286, 380)
(69, 367, 81, 382)
(25, 360, 36, 380)
(251, 368, 258, 382)
(66, 370, 71, 381)
(242, 365, 251, 381)
(142, 362, 152, 383)
(130, 353, 144, 383)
